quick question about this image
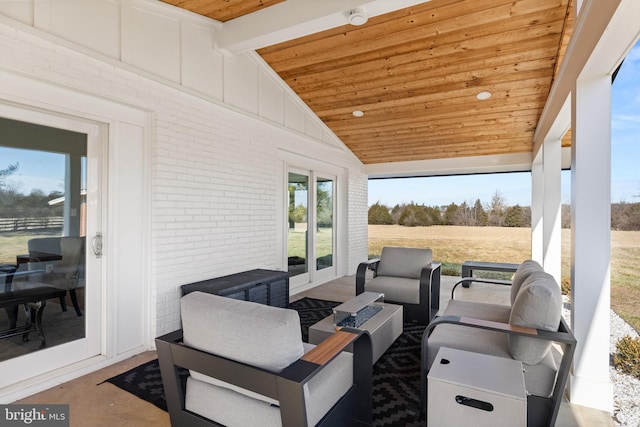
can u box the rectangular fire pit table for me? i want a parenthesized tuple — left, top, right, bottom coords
(308, 292, 403, 364)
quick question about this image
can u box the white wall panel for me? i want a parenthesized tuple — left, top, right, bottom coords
(258, 70, 284, 124)
(47, 0, 121, 59)
(305, 114, 323, 141)
(0, 0, 34, 25)
(182, 22, 223, 100)
(113, 122, 147, 354)
(223, 54, 258, 114)
(124, 5, 181, 82)
(0, 0, 345, 157)
(284, 96, 305, 134)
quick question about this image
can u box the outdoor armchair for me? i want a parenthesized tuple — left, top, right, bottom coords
(20, 236, 85, 316)
(421, 266, 576, 427)
(356, 247, 440, 324)
(156, 292, 373, 427)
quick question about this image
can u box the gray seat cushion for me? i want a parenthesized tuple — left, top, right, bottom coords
(377, 247, 432, 279)
(186, 350, 353, 427)
(443, 300, 511, 323)
(182, 292, 304, 372)
(509, 259, 543, 304)
(508, 271, 562, 365)
(365, 276, 421, 304)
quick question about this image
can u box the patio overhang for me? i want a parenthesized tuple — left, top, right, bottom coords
(160, 0, 638, 415)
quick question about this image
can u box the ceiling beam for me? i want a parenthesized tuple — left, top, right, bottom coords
(216, 0, 432, 54)
(364, 153, 535, 179)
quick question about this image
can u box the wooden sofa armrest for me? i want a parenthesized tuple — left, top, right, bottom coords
(420, 315, 576, 427)
(301, 329, 364, 365)
(156, 328, 372, 427)
(450, 277, 513, 299)
(355, 258, 380, 294)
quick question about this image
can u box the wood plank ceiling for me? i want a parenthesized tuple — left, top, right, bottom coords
(161, 0, 573, 165)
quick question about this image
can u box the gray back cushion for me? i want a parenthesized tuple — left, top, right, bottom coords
(377, 247, 432, 279)
(510, 259, 543, 305)
(181, 292, 304, 372)
(508, 271, 562, 365)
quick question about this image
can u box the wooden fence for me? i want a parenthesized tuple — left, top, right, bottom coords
(0, 217, 63, 233)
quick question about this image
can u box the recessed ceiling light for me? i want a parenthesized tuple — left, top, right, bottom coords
(352, 110, 364, 117)
(476, 91, 491, 100)
(348, 9, 368, 26)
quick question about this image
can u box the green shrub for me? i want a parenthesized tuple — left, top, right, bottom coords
(613, 335, 640, 379)
(440, 262, 460, 276)
(368, 202, 393, 225)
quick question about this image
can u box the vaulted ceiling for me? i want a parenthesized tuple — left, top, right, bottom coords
(160, 0, 573, 165)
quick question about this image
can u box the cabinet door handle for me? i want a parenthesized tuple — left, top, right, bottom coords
(455, 395, 493, 412)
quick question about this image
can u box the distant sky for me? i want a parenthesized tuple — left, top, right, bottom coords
(0, 147, 65, 195)
(369, 40, 640, 208)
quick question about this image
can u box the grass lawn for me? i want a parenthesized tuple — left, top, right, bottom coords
(4, 225, 637, 333)
(369, 225, 640, 333)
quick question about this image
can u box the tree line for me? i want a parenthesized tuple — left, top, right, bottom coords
(0, 163, 63, 220)
(370, 193, 640, 230)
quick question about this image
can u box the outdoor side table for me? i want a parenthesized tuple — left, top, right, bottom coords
(427, 347, 526, 427)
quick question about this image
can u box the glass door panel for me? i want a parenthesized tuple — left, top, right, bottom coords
(0, 111, 102, 386)
(0, 122, 87, 362)
(287, 172, 309, 277)
(316, 177, 334, 271)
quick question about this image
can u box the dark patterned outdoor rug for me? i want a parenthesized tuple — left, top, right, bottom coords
(105, 297, 424, 426)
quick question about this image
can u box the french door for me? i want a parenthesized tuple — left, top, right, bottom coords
(0, 104, 103, 388)
(287, 169, 336, 288)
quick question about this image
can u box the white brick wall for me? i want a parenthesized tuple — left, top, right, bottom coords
(347, 170, 369, 275)
(0, 18, 367, 340)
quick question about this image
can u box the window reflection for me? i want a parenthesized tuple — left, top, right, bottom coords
(0, 117, 86, 362)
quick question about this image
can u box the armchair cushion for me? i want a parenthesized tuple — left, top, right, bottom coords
(509, 259, 543, 304)
(364, 276, 421, 304)
(185, 352, 353, 427)
(443, 300, 511, 323)
(376, 247, 432, 279)
(182, 292, 304, 372)
(508, 271, 562, 364)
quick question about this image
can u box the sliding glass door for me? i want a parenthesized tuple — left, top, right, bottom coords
(0, 108, 103, 387)
(287, 170, 336, 287)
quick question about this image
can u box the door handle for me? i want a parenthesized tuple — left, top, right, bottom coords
(92, 232, 103, 258)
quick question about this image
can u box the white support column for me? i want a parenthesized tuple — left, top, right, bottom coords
(543, 138, 562, 283)
(531, 149, 544, 264)
(569, 75, 613, 411)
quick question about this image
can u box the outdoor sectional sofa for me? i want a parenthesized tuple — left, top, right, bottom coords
(421, 260, 576, 427)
